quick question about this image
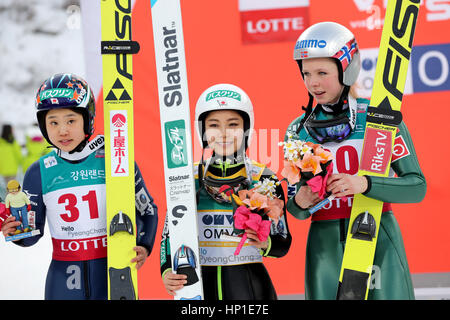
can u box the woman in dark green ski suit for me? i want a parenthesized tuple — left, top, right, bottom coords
(286, 22, 426, 300)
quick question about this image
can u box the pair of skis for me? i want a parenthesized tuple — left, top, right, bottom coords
(100, 0, 203, 299)
(337, 0, 420, 300)
(100, 0, 419, 300)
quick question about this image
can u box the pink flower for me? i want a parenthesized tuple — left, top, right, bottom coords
(233, 208, 272, 255)
(234, 205, 251, 228)
(256, 219, 271, 242)
(307, 162, 334, 199)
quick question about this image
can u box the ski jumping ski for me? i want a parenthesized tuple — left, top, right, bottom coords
(337, 0, 420, 300)
(150, 0, 204, 300)
(100, 0, 140, 300)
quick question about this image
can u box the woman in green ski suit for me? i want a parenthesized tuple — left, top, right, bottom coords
(286, 22, 426, 300)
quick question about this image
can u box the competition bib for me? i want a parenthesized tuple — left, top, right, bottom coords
(197, 209, 263, 266)
(315, 138, 364, 216)
(290, 100, 394, 217)
(195, 159, 268, 266)
(40, 148, 107, 261)
(44, 184, 107, 261)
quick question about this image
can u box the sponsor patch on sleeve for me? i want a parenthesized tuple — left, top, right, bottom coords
(391, 135, 410, 162)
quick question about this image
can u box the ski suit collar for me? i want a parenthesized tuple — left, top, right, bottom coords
(57, 135, 105, 161)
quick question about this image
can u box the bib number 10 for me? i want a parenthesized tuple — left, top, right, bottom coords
(58, 190, 99, 222)
(334, 145, 359, 175)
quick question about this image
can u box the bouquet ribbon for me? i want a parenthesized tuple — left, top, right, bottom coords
(306, 162, 333, 199)
(233, 206, 271, 255)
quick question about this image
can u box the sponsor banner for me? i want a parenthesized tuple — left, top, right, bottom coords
(309, 0, 450, 48)
(357, 43, 450, 98)
(357, 47, 379, 98)
(357, 47, 414, 98)
(52, 235, 107, 261)
(239, 0, 310, 44)
(411, 42, 450, 93)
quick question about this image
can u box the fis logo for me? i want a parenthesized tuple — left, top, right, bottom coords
(112, 0, 133, 81)
(358, 40, 450, 97)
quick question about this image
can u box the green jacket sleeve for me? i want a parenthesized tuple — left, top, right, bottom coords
(287, 195, 311, 220)
(364, 121, 426, 203)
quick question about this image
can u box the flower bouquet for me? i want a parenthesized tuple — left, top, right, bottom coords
(279, 133, 335, 213)
(220, 178, 284, 255)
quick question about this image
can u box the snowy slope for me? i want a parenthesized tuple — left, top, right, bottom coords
(0, 0, 86, 139)
(0, 0, 85, 300)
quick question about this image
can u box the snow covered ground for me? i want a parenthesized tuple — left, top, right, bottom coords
(0, 0, 85, 299)
(0, 0, 86, 143)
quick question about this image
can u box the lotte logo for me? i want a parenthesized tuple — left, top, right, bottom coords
(240, 4, 309, 44)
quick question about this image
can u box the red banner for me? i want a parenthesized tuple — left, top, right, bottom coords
(240, 7, 309, 44)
